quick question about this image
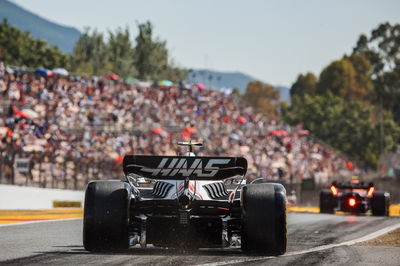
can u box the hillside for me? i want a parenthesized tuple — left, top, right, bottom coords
(0, 1, 291, 102)
(0, 0, 80, 53)
(188, 69, 290, 102)
(187, 69, 254, 92)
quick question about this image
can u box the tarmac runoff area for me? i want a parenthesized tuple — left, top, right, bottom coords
(0, 207, 399, 265)
(287, 204, 400, 216)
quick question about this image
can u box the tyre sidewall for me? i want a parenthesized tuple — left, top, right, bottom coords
(241, 183, 287, 255)
(83, 180, 131, 251)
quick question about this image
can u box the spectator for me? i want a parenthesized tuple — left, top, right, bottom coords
(0, 68, 356, 188)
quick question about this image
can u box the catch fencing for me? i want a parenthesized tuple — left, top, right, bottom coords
(0, 146, 122, 190)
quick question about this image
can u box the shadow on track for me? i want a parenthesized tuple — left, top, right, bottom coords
(35, 245, 247, 257)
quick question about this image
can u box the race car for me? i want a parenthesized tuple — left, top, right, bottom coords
(319, 179, 390, 216)
(83, 141, 287, 255)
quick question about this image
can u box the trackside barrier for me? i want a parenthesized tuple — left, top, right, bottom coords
(0, 184, 84, 210)
(53, 201, 82, 208)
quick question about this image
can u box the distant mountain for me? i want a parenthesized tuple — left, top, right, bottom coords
(187, 69, 290, 102)
(187, 69, 254, 92)
(0, 0, 81, 53)
(0, 1, 291, 102)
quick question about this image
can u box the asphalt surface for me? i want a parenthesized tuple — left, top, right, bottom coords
(0, 213, 399, 265)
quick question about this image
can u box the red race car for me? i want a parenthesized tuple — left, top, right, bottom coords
(319, 179, 390, 216)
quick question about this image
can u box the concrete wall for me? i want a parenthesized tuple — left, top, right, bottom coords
(0, 185, 84, 210)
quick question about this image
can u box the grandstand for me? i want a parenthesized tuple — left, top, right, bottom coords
(0, 68, 355, 190)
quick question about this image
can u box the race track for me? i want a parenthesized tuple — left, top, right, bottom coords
(0, 213, 399, 265)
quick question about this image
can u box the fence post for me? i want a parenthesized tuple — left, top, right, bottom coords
(0, 149, 3, 184)
(63, 159, 67, 189)
(51, 161, 56, 189)
(73, 158, 78, 190)
(10, 147, 15, 185)
(38, 153, 44, 188)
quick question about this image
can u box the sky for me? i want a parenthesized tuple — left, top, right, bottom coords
(12, 0, 400, 86)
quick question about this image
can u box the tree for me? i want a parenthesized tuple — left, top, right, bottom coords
(133, 21, 187, 82)
(345, 53, 373, 99)
(285, 22, 400, 169)
(284, 92, 400, 169)
(317, 58, 369, 101)
(0, 19, 67, 68)
(290, 72, 317, 97)
(70, 28, 111, 76)
(243, 81, 280, 117)
(69, 21, 187, 81)
(107, 27, 137, 78)
(353, 22, 400, 123)
(354, 23, 400, 78)
(161, 64, 189, 83)
(133, 21, 168, 81)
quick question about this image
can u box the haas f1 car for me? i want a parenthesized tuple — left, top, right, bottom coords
(319, 180, 390, 216)
(83, 142, 287, 254)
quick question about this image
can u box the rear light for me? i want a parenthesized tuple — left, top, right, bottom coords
(367, 186, 375, 197)
(330, 185, 338, 196)
(348, 198, 356, 207)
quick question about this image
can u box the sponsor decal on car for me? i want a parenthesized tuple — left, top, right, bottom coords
(140, 158, 231, 177)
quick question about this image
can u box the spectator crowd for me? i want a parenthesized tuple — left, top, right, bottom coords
(0, 66, 357, 189)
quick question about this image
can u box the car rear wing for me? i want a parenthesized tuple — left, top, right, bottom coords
(123, 155, 247, 180)
(332, 181, 374, 190)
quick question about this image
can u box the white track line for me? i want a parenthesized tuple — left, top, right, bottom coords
(198, 222, 400, 266)
(0, 217, 82, 228)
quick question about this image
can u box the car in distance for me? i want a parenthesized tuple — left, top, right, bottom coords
(82, 142, 287, 255)
(319, 179, 390, 216)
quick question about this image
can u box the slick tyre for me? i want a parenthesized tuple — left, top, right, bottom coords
(371, 191, 390, 216)
(319, 190, 335, 214)
(241, 183, 287, 255)
(83, 180, 131, 252)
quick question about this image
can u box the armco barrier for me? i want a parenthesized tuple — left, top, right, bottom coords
(0, 184, 84, 210)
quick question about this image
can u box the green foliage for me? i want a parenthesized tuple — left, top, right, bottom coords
(108, 27, 137, 78)
(134, 21, 168, 81)
(284, 93, 400, 169)
(290, 72, 317, 97)
(161, 63, 189, 83)
(70, 28, 111, 76)
(230, 87, 242, 102)
(287, 22, 400, 169)
(353, 22, 400, 123)
(292, 54, 373, 102)
(0, 18, 67, 68)
(70, 21, 187, 82)
(345, 53, 373, 98)
(317, 57, 371, 101)
(243, 81, 280, 117)
(133, 22, 187, 82)
(0, 19, 186, 81)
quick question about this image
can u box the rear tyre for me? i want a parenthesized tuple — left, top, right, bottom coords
(241, 183, 287, 255)
(371, 191, 390, 216)
(319, 190, 335, 214)
(83, 180, 131, 252)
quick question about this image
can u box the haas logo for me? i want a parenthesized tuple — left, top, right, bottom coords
(141, 158, 231, 177)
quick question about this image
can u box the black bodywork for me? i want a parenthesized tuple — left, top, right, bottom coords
(124, 155, 247, 248)
(128, 190, 243, 248)
(319, 181, 390, 215)
(83, 153, 287, 254)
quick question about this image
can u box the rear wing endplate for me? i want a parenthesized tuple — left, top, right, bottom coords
(123, 155, 247, 180)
